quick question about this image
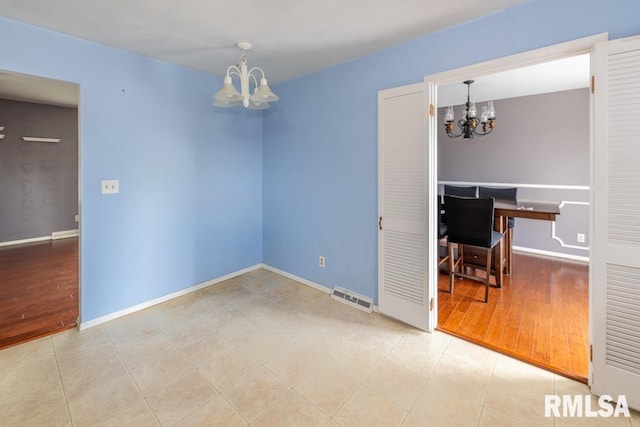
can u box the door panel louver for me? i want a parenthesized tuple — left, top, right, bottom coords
(383, 94, 424, 223)
(607, 49, 640, 248)
(383, 229, 424, 304)
(606, 264, 640, 375)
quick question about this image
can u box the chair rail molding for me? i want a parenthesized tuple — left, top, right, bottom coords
(438, 181, 590, 261)
(438, 180, 589, 191)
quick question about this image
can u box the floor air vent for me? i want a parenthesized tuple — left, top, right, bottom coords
(331, 286, 373, 313)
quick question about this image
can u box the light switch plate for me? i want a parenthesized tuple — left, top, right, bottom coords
(101, 179, 119, 195)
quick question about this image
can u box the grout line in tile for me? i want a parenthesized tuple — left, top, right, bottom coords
(100, 324, 161, 426)
(247, 385, 294, 424)
(43, 334, 74, 427)
(167, 395, 217, 427)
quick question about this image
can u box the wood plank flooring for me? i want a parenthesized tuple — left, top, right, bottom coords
(0, 238, 78, 349)
(438, 251, 589, 382)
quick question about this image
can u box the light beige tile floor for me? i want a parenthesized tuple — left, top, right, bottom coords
(1, 268, 639, 426)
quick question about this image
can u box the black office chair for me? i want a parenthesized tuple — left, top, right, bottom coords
(441, 185, 478, 226)
(479, 186, 517, 227)
(444, 185, 478, 198)
(444, 195, 504, 303)
(479, 186, 517, 271)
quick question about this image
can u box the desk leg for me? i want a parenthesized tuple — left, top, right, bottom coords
(506, 227, 513, 274)
(494, 215, 511, 277)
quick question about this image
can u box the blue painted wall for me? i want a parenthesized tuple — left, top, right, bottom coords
(2, 0, 639, 321)
(262, 0, 640, 302)
(0, 18, 263, 322)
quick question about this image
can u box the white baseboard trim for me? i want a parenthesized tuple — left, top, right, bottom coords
(79, 263, 262, 330)
(260, 264, 381, 312)
(260, 264, 332, 294)
(52, 229, 79, 240)
(0, 236, 51, 247)
(0, 230, 79, 247)
(513, 246, 589, 263)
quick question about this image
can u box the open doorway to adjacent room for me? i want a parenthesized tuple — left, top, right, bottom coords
(434, 53, 592, 382)
(0, 69, 80, 348)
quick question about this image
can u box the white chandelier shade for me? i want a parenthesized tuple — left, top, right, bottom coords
(212, 42, 279, 110)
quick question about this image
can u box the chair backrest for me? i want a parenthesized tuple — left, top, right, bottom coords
(444, 195, 495, 248)
(444, 185, 478, 198)
(438, 196, 447, 238)
(478, 186, 517, 202)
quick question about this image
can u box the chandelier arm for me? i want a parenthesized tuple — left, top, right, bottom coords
(473, 126, 494, 136)
(248, 73, 259, 92)
(227, 65, 241, 79)
(456, 118, 469, 130)
(248, 67, 266, 80)
(445, 120, 464, 138)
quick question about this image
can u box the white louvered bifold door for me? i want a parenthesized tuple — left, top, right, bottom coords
(378, 83, 433, 331)
(592, 35, 640, 411)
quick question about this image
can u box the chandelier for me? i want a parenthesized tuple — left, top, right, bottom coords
(443, 80, 496, 139)
(212, 41, 279, 110)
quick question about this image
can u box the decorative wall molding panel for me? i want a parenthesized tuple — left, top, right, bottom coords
(552, 201, 590, 251)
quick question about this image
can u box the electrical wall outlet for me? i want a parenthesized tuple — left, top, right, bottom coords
(75, 214, 79, 222)
(319, 256, 325, 268)
(577, 233, 586, 243)
(101, 179, 119, 195)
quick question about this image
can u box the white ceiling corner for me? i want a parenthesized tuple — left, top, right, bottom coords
(6, 0, 593, 107)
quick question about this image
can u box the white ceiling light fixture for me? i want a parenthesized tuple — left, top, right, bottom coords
(212, 41, 279, 110)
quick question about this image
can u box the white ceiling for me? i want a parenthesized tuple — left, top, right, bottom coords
(0, 0, 588, 108)
(437, 54, 591, 106)
(0, 0, 527, 84)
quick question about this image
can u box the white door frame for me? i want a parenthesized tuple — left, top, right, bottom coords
(424, 33, 608, 384)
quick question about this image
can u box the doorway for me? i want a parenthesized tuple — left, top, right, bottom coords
(0, 69, 80, 348)
(424, 34, 607, 381)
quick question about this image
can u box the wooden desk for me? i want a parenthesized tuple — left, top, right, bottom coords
(494, 199, 560, 221)
(493, 199, 561, 274)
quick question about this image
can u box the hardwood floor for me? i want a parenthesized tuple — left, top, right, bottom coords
(438, 251, 589, 382)
(0, 238, 79, 349)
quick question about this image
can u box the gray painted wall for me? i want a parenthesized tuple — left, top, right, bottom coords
(0, 99, 78, 242)
(438, 88, 590, 259)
